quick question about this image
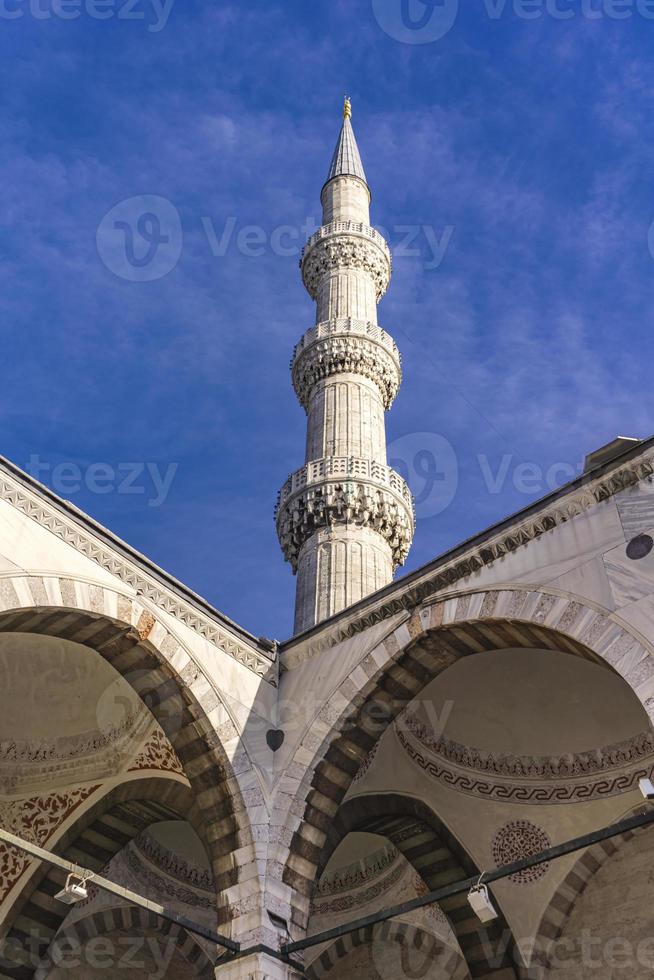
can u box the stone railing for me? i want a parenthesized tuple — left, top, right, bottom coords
(301, 220, 391, 262)
(292, 322, 402, 411)
(293, 318, 400, 361)
(276, 458, 415, 570)
(278, 456, 413, 506)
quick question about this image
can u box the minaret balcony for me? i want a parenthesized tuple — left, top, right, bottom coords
(301, 223, 392, 302)
(301, 220, 391, 263)
(275, 457, 415, 572)
(292, 318, 402, 411)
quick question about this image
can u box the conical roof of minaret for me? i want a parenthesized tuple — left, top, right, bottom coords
(325, 98, 368, 186)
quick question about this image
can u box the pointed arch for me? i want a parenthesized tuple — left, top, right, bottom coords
(0, 574, 258, 940)
(320, 793, 522, 978)
(306, 920, 465, 980)
(35, 906, 216, 980)
(528, 805, 644, 978)
(279, 588, 654, 935)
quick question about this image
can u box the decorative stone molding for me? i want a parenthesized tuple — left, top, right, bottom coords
(0, 785, 99, 901)
(122, 839, 217, 911)
(396, 727, 654, 805)
(313, 843, 398, 898)
(294, 317, 399, 360)
(128, 727, 185, 776)
(283, 453, 654, 659)
(0, 712, 144, 767)
(276, 458, 415, 571)
(491, 820, 551, 885)
(0, 713, 155, 796)
(353, 740, 380, 782)
(301, 220, 391, 264)
(135, 830, 215, 892)
(310, 857, 404, 917)
(400, 710, 654, 779)
(292, 323, 402, 411)
(301, 232, 391, 301)
(393, 710, 654, 804)
(279, 456, 412, 504)
(0, 471, 276, 683)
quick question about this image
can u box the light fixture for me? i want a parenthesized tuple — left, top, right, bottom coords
(55, 872, 92, 905)
(639, 777, 654, 800)
(467, 875, 498, 923)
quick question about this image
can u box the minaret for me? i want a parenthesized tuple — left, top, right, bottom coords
(276, 99, 415, 633)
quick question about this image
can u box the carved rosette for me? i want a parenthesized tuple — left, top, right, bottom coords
(276, 457, 415, 571)
(292, 318, 402, 411)
(301, 224, 392, 301)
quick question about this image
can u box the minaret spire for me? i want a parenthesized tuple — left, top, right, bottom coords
(276, 102, 415, 634)
(326, 98, 367, 187)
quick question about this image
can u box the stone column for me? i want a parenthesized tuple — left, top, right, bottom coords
(214, 952, 303, 979)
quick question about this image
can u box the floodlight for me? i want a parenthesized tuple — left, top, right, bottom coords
(467, 882, 498, 923)
(639, 777, 654, 800)
(55, 872, 91, 905)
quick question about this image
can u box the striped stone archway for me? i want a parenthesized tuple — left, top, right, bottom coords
(319, 794, 522, 979)
(1, 777, 197, 979)
(526, 804, 645, 979)
(279, 587, 654, 934)
(34, 906, 216, 980)
(0, 573, 259, 942)
(306, 919, 465, 980)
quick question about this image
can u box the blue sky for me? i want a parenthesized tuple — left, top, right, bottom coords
(2, 0, 654, 639)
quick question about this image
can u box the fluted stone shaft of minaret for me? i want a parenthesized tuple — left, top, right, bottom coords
(276, 102, 415, 634)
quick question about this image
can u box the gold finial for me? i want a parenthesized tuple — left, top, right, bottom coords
(343, 96, 352, 120)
